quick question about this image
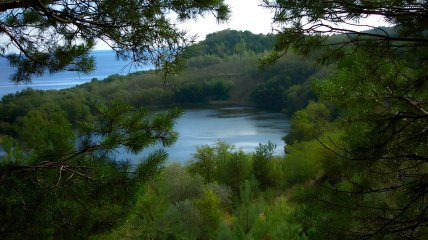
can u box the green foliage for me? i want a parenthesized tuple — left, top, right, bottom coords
(8, 11, 428, 237)
(0, 27, 329, 239)
(161, 163, 205, 203)
(189, 141, 253, 194)
(288, 185, 352, 239)
(135, 149, 169, 181)
(162, 200, 203, 239)
(283, 134, 339, 186)
(0, 155, 136, 239)
(263, 0, 428, 237)
(190, 144, 216, 182)
(216, 181, 312, 240)
(185, 55, 223, 68)
(99, 163, 231, 240)
(217, 149, 253, 194)
(0, 101, 181, 238)
(174, 79, 233, 104)
(284, 102, 332, 145)
(15, 108, 74, 161)
(127, 184, 169, 239)
(194, 189, 222, 238)
(253, 141, 277, 190)
(0, 136, 24, 166)
(255, 198, 313, 240)
(311, 49, 428, 238)
(184, 30, 275, 58)
(250, 55, 321, 113)
(91, 136, 372, 240)
(0, 89, 92, 136)
(79, 100, 181, 154)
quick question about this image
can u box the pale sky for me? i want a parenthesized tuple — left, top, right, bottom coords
(177, 0, 274, 39)
(95, 0, 274, 50)
(91, 0, 389, 50)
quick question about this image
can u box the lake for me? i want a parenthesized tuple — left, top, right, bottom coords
(116, 107, 289, 163)
(0, 50, 150, 97)
(0, 51, 289, 163)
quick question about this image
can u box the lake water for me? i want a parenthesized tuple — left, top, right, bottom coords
(0, 107, 289, 163)
(116, 107, 289, 163)
(0, 50, 150, 97)
(0, 51, 289, 163)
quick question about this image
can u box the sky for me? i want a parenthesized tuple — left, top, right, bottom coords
(177, 0, 388, 39)
(177, 0, 274, 39)
(95, 0, 274, 50)
(94, 0, 389, 50)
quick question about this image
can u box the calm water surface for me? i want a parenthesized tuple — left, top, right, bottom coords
(0, 107, 289, 162)
(116, 107, 289, 163)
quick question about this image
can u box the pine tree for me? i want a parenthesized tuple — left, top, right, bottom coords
(263, 0, 428, 238)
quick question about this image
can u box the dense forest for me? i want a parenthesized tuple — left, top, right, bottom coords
(1, 0, 427, 239)
(0, 29, 327, 239)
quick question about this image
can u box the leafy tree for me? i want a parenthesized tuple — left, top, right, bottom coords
(161, 163, 204, 203)
(194, 189, 222, 239)
(253, 141, 277, 190)
(190, 145, 216, 182)
(189, 142, 253, 193)
(15, 108, 74, 160)
(162, 199, 203, 239)
(251, 77, 288, 111)
(284, 102, 332, 145)
(215, 149, 252, 194)
(0, 0, 230, 83)
(250, 54, 320, 113)
(283, 135, 335, 186)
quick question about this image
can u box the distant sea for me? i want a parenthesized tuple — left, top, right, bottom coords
(0, 50, 151, 97)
